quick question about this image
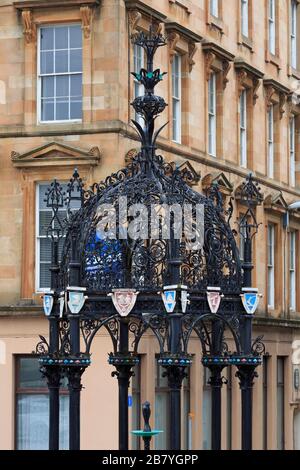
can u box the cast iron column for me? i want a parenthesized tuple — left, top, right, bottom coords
(209, 319, 225, 450)
(68, 313, 82, 451)
(166, 363, 186, 450)
(113, 319, 133, 451)
(166, 230, 185, 450)
(48, 237, 60, 450)
(67, 225, 82, 450)
(240, 232, 254, 450)
(208, 365, 224, 450)
(236, 365, 257, 450)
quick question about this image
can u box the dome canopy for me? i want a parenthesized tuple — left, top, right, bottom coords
(60, 28, 242, 294)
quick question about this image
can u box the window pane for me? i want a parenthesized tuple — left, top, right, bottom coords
(70, 100, 82, 120)
(40, 263, 51, 289)
(41, 99, 54, 122)
(155, 392, 169, 449)
(290, 233, 295, 268)
(131, 363, 140, 450)
(41, 76, 54, 98)
(241, 0, 249, 37)
(16, 394, 69, 450)
(69, 25, 82, 49)
(268, 225, 274, 264)
(172, 55, 180, 98)
(134, 45, 143, 72)
(277, 357, 285, 450)
(268, 108, 273, 137)
(70, 49, 82, 73)
(39, 210, 52, 236)
(55, 26, 68, 50)
(208, 75, 216, 114)
(40, 28, 54, 51)
(269, 0, 275, 18)
(40, 51, 54, 74)
(40, 238, 52, 263)
(17, 394, 49, 449)
(55, 50, 68, 73)
(18, 357, 46, 389)
(70, 74, 82, 97)
(210, 0, 218, 17)
(39, 24, 82, 122)
(56, 75, 69, 98)
(38, 184, 50, 210)
(202, 368, 212, 450)
(56, 100, 69, 120)
(59, 395, 69, 449)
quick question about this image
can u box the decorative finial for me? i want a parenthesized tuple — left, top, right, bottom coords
(44, 180, 65, 240)
(66, 168, 85, 217)
(131, 27, 168, 152)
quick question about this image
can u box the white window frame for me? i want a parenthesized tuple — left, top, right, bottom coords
(240, 89, 247, 167)
(291, 0, 298, 69)
(172, 54, 181, 144)
(290, 231, 296, 311)
(208, 72, 217, 157)
(268, 0, 276, 55)
(267, 105, 274, 178)
(37, 24, 83, 124)
(241, 0, 249, 37)
(133, 44, 144, 126)
(210, 0, 219, 18)
(267, 223, 275, 309)
(290, 115, 296, 187)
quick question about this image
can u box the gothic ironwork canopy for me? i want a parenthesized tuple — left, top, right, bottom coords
(37, 26, 264, 452)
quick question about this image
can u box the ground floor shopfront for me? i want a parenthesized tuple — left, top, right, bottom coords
(0, 309, 299, 450)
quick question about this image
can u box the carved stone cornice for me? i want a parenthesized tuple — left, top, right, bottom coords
(286, 92, 300, 117)
(264, 191, 288, 213)
(21, 9, 36, 44)
(165, 22, 202, 69)
(128, 10, 142, 34)
(253, 78, 261, 105)
(279, 93, 287, 119)
(222, 60, 231, 89)
(80, 5, 94, 40)
(14, 1, 100, 43)
(204, 51, 216, 81)
(202, 172, 233, 196)
(265, 85, 276, 110)
(188, 42, 197, 73)
(165, 22, 203, 44)
(168, 0, 192, 15)
(263, 78, 290, 117)
(202, 42, 234, 60)
(202, 41, 234, 86)
(11, 141, 101, 168)
(168, 31, 180, 63)
(234, 60, 264, 103)
(124, 0, 166, 35)
(178, 161, 201, 186)
(14, 0, 100, 8)
(236, 70, 248, 95)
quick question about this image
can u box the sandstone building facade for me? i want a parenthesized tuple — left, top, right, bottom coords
(0, 0, 300, 450)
